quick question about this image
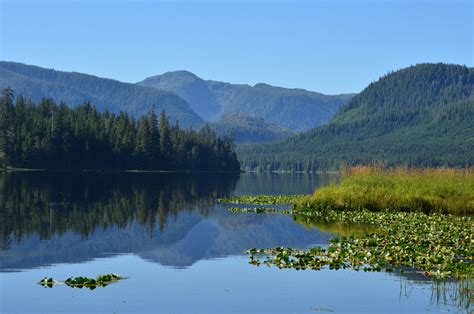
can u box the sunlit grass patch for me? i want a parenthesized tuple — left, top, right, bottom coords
(301, 166, 474, 215)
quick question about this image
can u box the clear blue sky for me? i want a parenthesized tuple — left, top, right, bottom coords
(1, 0, 472, 94)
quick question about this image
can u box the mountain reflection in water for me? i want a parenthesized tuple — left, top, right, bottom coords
(0, 172, 331, 271)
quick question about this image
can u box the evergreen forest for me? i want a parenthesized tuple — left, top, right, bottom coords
(0, 88, 240, 171)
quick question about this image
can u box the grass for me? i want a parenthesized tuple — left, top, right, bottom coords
(300, 166, 474, 215)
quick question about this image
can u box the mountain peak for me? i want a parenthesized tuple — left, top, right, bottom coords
(140, 70, 202, 86)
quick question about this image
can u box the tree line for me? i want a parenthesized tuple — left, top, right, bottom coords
(0, 88, 240, 171)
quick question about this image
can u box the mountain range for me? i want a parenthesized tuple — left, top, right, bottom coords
(138, 70, 352, 131)
(1, 61, 472, 170)
(0, 61, 351, 141)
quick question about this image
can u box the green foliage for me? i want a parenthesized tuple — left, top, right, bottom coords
(139, 71, 352, 132)
(238, 63, 474, 171)
(39, 273, 126, 289)
(228, 207, 278, 213)
(0, 62, 203, 128)
(219, 194, 306, 205)
(301, 166, 474, 215)
(0, 88, 14, 167)
(38, 277, 55, 288)
(1, 90, 240, 171)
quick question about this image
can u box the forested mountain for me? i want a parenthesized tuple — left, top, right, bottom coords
(0, 88, 239, 171)
(138, 71, 353, 131)
(238, 63, 474, 171)
(211, 112, 294, 143)
(0, 61, 203, 128)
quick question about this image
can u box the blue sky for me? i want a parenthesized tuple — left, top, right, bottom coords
(1, 0, 472, 94)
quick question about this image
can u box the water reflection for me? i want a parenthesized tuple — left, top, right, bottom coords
(0, 172, 469, 313)
(0, 172, 330, 271)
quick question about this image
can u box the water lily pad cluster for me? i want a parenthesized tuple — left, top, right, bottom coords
(38, 273, 126, 290)
(224, 191, 473, 309)
(228, 207, 278, 213)
(219, 195, 306, 205)
(250, 208, 473, 280)
(38, 277, 56, 288)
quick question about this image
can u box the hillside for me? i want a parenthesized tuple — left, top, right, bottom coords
(238, 63, 474, 171)
(211, 112, 294, 143)
(0, 61, 203, 128)
(138, 71, 353, 131)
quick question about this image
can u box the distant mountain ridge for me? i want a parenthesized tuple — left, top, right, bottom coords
(138, 71, 353, 132)
(0, 61, 203, 128)
(0, 62, 352, 142)
(238, 63, 474, 171)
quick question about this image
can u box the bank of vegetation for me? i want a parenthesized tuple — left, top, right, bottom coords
(300, 166, 474, 215)
(224, 167, 474, 284)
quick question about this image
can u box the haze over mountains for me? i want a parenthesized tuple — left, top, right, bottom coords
(138, 70, 352, 131)
(0, 61, 351, 142)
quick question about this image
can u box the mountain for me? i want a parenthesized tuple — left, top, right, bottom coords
(138, 70, 220, 121)
(138, 71, 353, 132)
(237, 63, 474, 171)
(211, 112, 294, 143)
(0, 61, 203, 128)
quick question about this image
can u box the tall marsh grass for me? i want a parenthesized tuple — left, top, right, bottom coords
(300, 166, 474, 215)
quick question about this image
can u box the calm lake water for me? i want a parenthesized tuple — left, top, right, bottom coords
(0, 172, 468, 313)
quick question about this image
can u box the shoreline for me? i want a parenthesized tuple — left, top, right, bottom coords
(1, 167, 339, 174)
(1, 167, 243, 174)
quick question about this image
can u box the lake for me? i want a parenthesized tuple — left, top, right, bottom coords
(0, 172, 467, 313)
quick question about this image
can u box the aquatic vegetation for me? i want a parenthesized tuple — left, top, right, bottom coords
(303, 166, 474, 215)
(227, 171, 473, 280)
(219, 194, 306, 205)
(228, 207, 278, 213)
(38, 277, 56, 288)
(249, 209, 473, 280)
(38, 273, 126, 290)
